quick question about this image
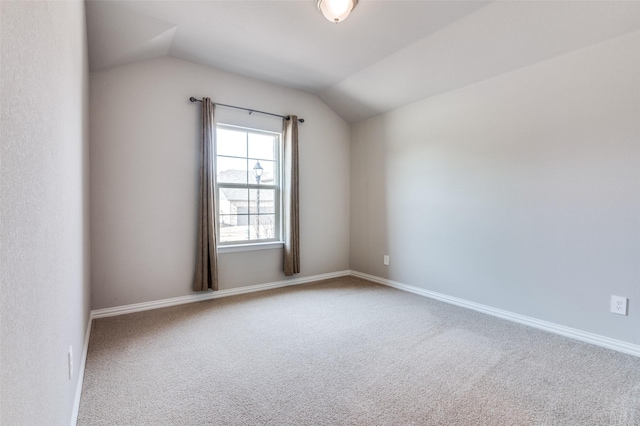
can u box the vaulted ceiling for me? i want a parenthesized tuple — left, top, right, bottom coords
(86, 0, 640, 123)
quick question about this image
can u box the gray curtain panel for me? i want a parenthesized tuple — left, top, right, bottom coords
(283, 116, 300, 276)
(194, 98, 219, 291)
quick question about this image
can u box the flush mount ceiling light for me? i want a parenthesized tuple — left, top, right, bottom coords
(316, 0, 358, 23)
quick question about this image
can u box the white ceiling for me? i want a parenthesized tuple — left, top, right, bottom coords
(86, 0, 640, 123)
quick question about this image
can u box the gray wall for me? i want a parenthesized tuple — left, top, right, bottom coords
(90, 57, 350, 310)
(351, 31, 640, 345)
(0, 1, 91, 424)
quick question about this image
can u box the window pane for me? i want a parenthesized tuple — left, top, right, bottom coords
(249, 215, 276, 240)
(249, 160, 275, 185)
(249, 189, 275, 214)
(248, 133, 276, 161)
(219, 215, 249, 242)
(217, 157, 247, 184)
(218, 188, 248, 223)
(217, 129, 247, 158)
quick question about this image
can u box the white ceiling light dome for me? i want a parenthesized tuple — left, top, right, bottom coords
(316, 0, 358, 23)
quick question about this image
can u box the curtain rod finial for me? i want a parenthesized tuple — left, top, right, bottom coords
(189, 97, 198, 102)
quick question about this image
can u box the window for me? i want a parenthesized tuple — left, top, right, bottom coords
(215, 124, 281, 245)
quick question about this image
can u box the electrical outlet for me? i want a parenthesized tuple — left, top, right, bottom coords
(68, 346, 73, 380)
(383, 255, 389, 266)
(610, 295, 628, 316)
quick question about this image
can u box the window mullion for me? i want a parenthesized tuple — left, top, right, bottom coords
(218, 183, 277, 190)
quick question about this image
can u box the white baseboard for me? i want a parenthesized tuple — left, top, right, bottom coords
(350, 270, 640, 358)
(91, 270, 351, 319)
(70, 315, 92, 426)
(88, 269, 639, 358)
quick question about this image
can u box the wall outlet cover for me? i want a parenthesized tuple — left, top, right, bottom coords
(610, 295, 628, 316)
(68, 346, 73, 379)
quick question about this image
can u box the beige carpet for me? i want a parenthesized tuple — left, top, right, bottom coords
(77, 277, 640, 425)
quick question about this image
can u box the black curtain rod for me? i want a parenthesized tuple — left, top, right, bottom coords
(189, 97, 304, 123)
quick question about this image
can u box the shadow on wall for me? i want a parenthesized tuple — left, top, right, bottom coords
(350, 117, 391, 279)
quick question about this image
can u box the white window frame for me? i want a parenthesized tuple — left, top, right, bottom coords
(214, 123, 283, 248)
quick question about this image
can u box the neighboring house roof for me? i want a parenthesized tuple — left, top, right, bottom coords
(218, 170, 275, 202)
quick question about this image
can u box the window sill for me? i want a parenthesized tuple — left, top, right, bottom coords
(218, 241, 284, 254)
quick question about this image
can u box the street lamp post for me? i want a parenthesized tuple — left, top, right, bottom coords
(253, 161, 263, 238)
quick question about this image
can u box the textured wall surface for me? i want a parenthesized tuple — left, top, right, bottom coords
(0, 1, 91, 425)
(90, 57, 350, 310)
(350, 31, 640, 345)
